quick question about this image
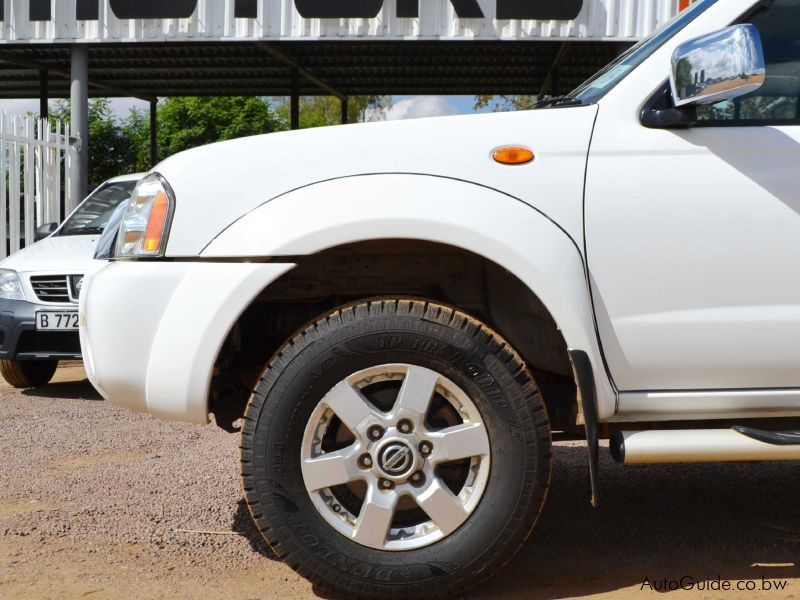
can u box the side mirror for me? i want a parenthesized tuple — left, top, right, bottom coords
(670, 24, 765, 108)
(34, 222, 58, 242)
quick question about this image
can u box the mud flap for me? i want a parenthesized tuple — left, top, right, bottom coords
(569, 349, 600, 507)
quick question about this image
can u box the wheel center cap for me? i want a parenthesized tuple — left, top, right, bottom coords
(378, 441, 414, 476)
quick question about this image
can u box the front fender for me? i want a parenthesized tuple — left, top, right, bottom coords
(203, 174, 616, 419)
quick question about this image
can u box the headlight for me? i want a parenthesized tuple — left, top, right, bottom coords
(115, 173, 175, 258)
(0, 269, 24, 300)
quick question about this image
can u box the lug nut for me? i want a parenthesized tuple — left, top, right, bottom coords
(332, 504, 341, 513)
(409, 471, 425, 486)
(419, 441, 433, 456)
(367, 425, 385, 441)
(379, 478, 395, 490)
(358, 454, 373, 469)
(397, 419, 413, 434)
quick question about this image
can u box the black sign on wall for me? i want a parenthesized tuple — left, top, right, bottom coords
(295, 0, 485, 19)
(295, 0, 583, 19)
(108, 0, 198, 20)
(19, 0, 586, 24)
(29, 0, 51, 21)
(294, 0, 384, 19)
(448, 0, 485, 19)
(235, 0, 258, 19)
(396, 0, 417, 19)
(497, 0, 583, 19)
(77, 0, 100, 21)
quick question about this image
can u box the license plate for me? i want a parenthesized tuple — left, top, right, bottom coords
(36, 311, 79, 331)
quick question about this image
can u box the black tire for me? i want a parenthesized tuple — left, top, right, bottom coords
(0, 359, 58, 388)
(241, 299, 552, 598)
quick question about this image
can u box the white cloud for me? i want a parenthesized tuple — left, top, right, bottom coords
(106, 98, 150, 116)
(382, 96, 460, 121)
(0, 97, 149, 120)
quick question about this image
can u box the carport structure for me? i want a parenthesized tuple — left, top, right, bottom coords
(0, 0, 682, 201)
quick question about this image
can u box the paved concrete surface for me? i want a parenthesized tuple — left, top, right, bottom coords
(1, 363, 799, 599)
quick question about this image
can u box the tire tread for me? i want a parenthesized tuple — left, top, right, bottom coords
(240, 298, 552, 599)
(0, 359, 58, 388)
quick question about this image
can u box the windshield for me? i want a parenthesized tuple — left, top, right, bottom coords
(59, 179, 138, 236)
(565, 0, 719, 105)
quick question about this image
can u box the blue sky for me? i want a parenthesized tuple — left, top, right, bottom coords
(384, 95, 491, 119)
(0, 95, 485, 121)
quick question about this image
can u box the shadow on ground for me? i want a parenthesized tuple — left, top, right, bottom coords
(477, 444, 800, 598)
(232, 498, 280, 561)
(239, 443, 800, 598)
(22, 378, 102, 401)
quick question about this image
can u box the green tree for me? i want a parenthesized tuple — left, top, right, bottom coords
(675, 58, 694, 91)
(51, 98, 139, 189)
(473, 95, 537, 112)
(120, 107, 151, 174)
(151, 96, 284, 162)
(86, 99, 139, 188)
(273, 95, 392, 128)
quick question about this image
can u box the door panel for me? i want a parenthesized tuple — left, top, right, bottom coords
(587, 123, 800, 390)
(586, 0, 800, 392)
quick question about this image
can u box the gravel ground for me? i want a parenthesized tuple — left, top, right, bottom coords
(1, 363, 800, 599)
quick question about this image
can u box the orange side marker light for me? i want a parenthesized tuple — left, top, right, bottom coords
(492, 147, 535, 165)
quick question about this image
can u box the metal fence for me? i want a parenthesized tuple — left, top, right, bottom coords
(0, 112, 77, 259)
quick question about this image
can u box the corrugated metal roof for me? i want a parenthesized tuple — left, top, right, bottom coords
(0, 0, 680, 43)
(0, 40, 632, 97)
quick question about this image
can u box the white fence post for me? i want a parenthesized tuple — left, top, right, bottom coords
(23, 116, 34, 247)
(0, 112, 76, 259)
(9, 114, 21, 256)
(0, 115, 6, 260)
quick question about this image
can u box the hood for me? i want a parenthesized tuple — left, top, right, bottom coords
(0, 235, 100, 274)
(156, 106, 599, 256)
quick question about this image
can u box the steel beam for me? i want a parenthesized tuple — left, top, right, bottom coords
(538, 42, 571, 98)
(257, 43, 345, 101)
(150, 98, 158, 168)
(70, 44, 89, 203)
(290, 67, 299, 130)
(39, 68, 48, 119)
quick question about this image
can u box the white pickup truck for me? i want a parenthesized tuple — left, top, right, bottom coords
(80, 0, 800, 597)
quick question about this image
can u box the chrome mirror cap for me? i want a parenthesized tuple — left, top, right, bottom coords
(670, 24, 766, 108)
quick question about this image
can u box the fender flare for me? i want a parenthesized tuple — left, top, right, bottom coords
(202, 173, 616, 419)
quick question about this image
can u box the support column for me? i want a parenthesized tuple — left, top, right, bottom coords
(538, 42, 570, 99)
(290, 67, 299, 130)
(39, 69, 48, 120)
(341, 96, 348, 125)
(150, 98, 158, 168)
(70, 44, 89, 203)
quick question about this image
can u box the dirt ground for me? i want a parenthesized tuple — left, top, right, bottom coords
(1, 363, 799, 600)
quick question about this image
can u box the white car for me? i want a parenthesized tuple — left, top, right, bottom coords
(80, 0, 800, 597)
(0, 173, 142, 388)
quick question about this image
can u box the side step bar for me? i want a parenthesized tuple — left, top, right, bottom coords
(733, 425, 800, 445)
(611, 427, 800, 464)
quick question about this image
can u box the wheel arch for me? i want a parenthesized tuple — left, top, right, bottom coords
(204, 174, 615, 429)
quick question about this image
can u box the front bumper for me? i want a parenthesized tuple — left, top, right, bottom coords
(0, 298, 81, 360)
(80, 260, 294, 424)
